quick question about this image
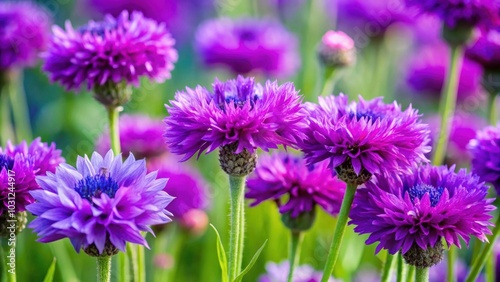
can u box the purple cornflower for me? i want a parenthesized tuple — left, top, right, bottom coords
(468, 124, 500, 194)
(43, 10, 178, 92)
(406, 44, 484, 103)
(258, 261, 337, 282)
(0, 2, 50, 71)
(27, 151, 173, 256)
(246, 153, 345, 218)
(466, 27, 500, 72)
(195, 18, 300, 78)
(300, 94, 430, 184)
(164, 76, 307, 162)
(426, 113, 487, 166)
(5, 137, 64, 176)
(405, 0, 500, 28)
(96, 114, 169, 160)
(350, 165, 494, 259)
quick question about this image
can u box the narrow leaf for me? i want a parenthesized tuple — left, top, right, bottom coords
(210, 224, 229, 282)
(233, 240, 268, 282)
(43, 258, 57, 282)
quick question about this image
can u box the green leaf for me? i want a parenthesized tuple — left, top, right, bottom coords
(43, 258, 57, 282)
(210, 224, 229, 282)
(233, 240, 268, 282)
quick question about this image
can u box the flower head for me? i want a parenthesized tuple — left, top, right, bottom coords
(246, 153, 345, 218)
(300, 94, 430, 184)
(317, 30, 356, 68)
(96, 114, 169, 160)
(468, 124, 500, 194)
(27, 151, 173, 256)
(405, 0, 500, 28)
(195, 18, 300, 78)
(466, 27, 500, 72)
(43, 10, 178, 92)
(164, 76, 307, 161)
(350, 165, 495, 257)
(406, 44, 484, 103)
(258, 261, 337, 282)
(0, 2, 50, 70)
(5, 137, 64, 176)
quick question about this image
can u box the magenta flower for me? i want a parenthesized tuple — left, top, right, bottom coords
(164, 76, 308, 161)
(96, 114, 169, 160)
(300, 94, 430, 182)
(246, 153, 345, 218)
(43, 10, 178, 92)
(468, 124, 500, 194)
(317, 30, 356, 68)
(5, 137, 64, 176)
(466, 27, 500, 72)
(350, 165, 495, 256)
(0, 2, 50, 70)
(195, 18, 300, 78)
(27, 151, 173, 256)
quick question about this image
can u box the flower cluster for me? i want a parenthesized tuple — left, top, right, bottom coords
(246, 153, 345, 218)
(350, 165, 494, 261)
(43, 10, 178, 92)
(300, 94, 430, 184)
(468, 124, 500, 194)
(195, 18, 300, 78)
(28, 151, 173, 256)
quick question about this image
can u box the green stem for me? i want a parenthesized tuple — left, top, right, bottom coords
(8, 72, 32, 141)
(486, 253, 494, 282)
(321, 182, 358, 282)
(407, 266, 416, 282)
(447, 246, 456, 282)
(107, 106, 121, 155)
(415, 267, 429, 282)
(381, 252, 396, 282)
(466, 215, 500, 282)
(431, 44, 464, 165)
(320, 68, 337, 97)
(287, 231, 305, 282)
(228, 175, 246, 281)
(1, 240, 15, 282)
(126, 243, 138, 282)
(1, 85, 15, 145)
(97, 257, 112, 282)
(117, 252, 128, 282)
(397, 252, 407, 282)
(137, 243, 145, 282)
(488, 94, 498, 125)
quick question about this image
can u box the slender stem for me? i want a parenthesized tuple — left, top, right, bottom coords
(486, 253, 494, 282)
(397, 252, 407, 282)
(137, 243, 145, 282)
(431, 44, 464, 165)
(321, 182, 358, 282)
(287, 231, 305, 282)
(381, 252, 396, 282)
(320, 68, 337, 97)
(107, 106, 121, 155)
(97, 257, 112, 282)
(126, 243, 138, 282)
(415, 267, 429, 282)
(406, 266, 416, 282)
(117, 252, 128, 282)
(228, 175, 246, 281)
(466, 215, 500, 282)
(488, 94, 498, 125)
(1, 240, 15, 282)
(8, 72, 32, 141)
(447, 247, 456, 282)
(1, 85, 15, 145)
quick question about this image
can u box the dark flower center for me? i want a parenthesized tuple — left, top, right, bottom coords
(214, 78, 262, 110)
(78, 22, 117, 37)
(349, 109, 384, 122)
(239, 30, 257, 42)
(0, 154, 14, 171)
(407, 184, 444, 207)
(74, 170, 119, 202)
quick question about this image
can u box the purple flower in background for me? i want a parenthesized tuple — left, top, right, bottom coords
(429, 256, 484, 282)
(5, 137, 64, 176)
(164, 76, 307, 161)
(350, 165, 495, 255)
(43, 10, 178, 91)
(405, 0, 500, 28)
(426, 113, 487, 165)
(317, 30, 356, 68)
(334, 0, 415, 38)
(300, 94, 430, 183)
(406, 44, 484, 103)
(27, 151, 173, 256)
(468, 124, 500, 194)
(258, 261, 338, 282)
(246, 153, 345, 218)
(0, 2, 50, 70)
(96, 114, 169, 160)
(466, 27, 500, 72)
(195, 18, 300, 78)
